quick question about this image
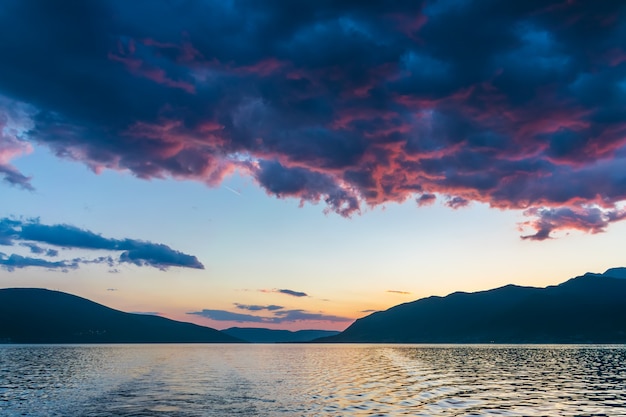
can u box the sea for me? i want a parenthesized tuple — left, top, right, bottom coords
(1, 344, 625, 416)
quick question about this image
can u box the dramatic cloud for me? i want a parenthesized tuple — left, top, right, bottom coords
(520, 206, 626, 240)
(1, 1, 626, 238)
(188, 308, 351, 324)
(0, 217, 203, 271)
(234, 303, 284, 312)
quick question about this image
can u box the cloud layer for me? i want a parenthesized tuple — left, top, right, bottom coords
(188, 308, 351, 324)
(1, 0, 626, 239)
(0, 217, 203, 271)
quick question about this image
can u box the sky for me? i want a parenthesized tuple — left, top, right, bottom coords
(1, 0, 626, 331)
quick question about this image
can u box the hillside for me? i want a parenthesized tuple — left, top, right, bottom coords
(222, 327, 339, 343)
(0, 288, 242, 343)
(318, 272, 626, 343)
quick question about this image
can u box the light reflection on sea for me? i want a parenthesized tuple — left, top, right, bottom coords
(1, 344, 625, 416)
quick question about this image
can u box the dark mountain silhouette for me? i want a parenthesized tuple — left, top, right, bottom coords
(222, 327, 339, 343)
(0, 288, 242, 343)
(318, 271, 626, 343)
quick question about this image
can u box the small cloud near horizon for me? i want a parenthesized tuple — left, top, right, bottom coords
(234, 303, 284, 311)
(259, 288, 309, 297)
(188, 308, 351, 324)
(387, 290, 411, 295)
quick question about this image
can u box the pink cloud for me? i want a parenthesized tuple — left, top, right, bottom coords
(521, 205, 626, 240)
(0, 98, 34, 189)
(109, 38, 196, 93)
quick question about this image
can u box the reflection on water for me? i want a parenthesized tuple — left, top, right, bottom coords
(1, 344, 625, 416)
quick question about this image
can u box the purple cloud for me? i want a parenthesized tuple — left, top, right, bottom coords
(1, 1, 626, 238)
(272, 309, 352, 323)
(188, 310, 270, 323)
(0, 100, 33, 190)
(234, 303, 284, 312)
(188, 308, 351, 324)
(445, 196, 470, 209)
(520, 206, 626, 241)
(416, 193, 437, 207)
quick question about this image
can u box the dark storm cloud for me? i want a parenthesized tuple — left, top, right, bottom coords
(0, 217, 204, 271)
(188, 308, 351, 324)
(2, 0, 626, 240)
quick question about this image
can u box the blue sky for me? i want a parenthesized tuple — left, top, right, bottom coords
(1, 0, 626, 330)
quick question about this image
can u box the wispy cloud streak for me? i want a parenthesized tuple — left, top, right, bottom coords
(0, 217, 204, 271)
(259, 288, 309, 297)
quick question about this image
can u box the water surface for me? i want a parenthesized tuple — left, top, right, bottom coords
(1, 344, 625, 416)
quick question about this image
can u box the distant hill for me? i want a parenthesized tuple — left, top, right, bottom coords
(318, 272, 626, 343)
(0, 288, 242, 343)
(222, 327, 339, 343)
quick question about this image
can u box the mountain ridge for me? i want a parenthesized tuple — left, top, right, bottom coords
(0, 288, 242, 343)
(222, 327, 339, 343)
(317, 272, 626, 343)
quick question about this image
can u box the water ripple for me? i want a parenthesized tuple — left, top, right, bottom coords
(1, 344, 625, 416)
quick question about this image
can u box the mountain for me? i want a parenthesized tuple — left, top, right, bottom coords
(318, 272, 626, 343)
(0, 288, 242, 343)
(222, 327, 339, 343)
(587, 267, 626, 279)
